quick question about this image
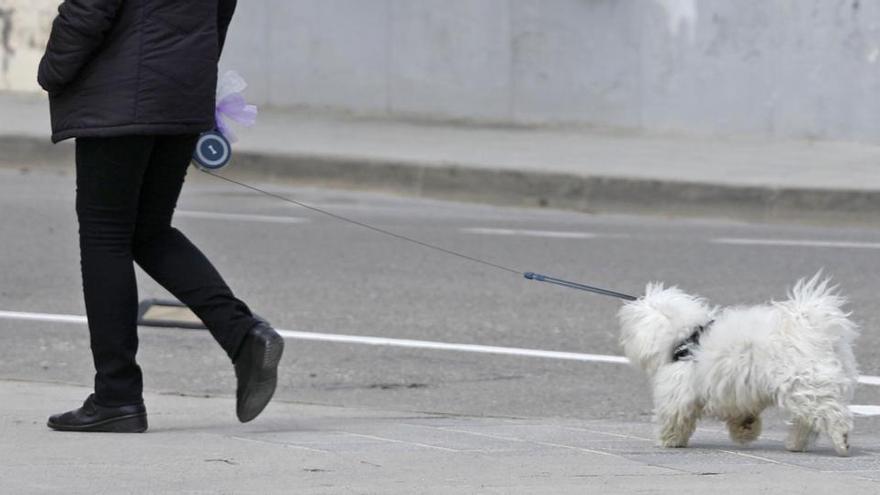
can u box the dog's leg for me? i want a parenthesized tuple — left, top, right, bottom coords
(653, 364, 701, 448)
(785, 417, 817, 452)
(785, 400, 851, 456)
(726, 414, 763, 444)
(820, 403, 853, 457)
(657, 406, 700, 448)
(828, 424, 852, 457)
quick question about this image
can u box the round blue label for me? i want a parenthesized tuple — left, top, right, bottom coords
(193, 131, 232, 170)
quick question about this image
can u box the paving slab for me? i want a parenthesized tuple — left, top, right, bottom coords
(3, 380, 879, 494)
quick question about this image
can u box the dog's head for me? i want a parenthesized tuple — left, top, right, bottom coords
(617, 283, 713, 375)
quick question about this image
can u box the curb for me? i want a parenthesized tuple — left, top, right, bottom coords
(4, 134, 879, 225)
(225, 150, 880, 225)
(1, 135, 74, 165)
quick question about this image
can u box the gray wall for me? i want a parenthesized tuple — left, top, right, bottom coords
(0, 0, 56, 92)
(2, 1, 876, 141)
(221, 0, 880, 141)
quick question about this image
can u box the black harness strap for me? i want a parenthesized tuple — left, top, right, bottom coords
(672, 320, 714, 362)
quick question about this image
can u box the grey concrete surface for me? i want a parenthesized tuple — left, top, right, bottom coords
(3, 165, 880, 419)
(2, 167, 880, 491)
(4, 380, 880, 494)
(2, 92, 880, 225)
(7, 1, 880, 141)
(214, 0, 880, 141)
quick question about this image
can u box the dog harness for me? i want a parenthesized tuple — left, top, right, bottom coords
(672, 320, 714, 362)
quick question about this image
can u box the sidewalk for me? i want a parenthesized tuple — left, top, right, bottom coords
(2, 91, 879, 223)
(2, 379, 879, 494)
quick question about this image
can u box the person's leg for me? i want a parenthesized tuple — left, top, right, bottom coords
(132, 134, 256, 359)
(133, 134, 284, 423)
(74, 136, 154, 407)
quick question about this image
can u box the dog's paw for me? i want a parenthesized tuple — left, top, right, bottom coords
(785, 423, 818, 452)
(832, 432, 851, 457)
(658, 438, 689, 448)
(727, 415, 762, 445)
(785, 440, 809, 452)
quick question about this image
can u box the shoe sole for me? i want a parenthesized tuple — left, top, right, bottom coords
(237, 331, 284, 423)
(47, 413, 148, 433)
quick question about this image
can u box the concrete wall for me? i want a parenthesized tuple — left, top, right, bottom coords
(220, 0, 880, 141)
(4, 1, 880, 141)
(0, 0, 55, 92)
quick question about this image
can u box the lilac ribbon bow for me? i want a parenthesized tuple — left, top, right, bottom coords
(215, 71, 258, 143)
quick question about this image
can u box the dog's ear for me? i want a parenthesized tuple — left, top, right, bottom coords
(618, 284, 712, 374)
(618, 298, 675, 374)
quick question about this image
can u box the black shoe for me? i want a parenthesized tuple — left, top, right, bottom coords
(48, 395, 147, 433)
(235, 322, 284, 423)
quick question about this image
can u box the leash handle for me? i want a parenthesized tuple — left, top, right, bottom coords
(524, 272, 638, 301)
(193, 130, 232, 170)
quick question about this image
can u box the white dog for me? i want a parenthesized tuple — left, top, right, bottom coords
(618, 274, 858, 456)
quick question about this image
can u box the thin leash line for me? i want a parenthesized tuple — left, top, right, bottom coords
(524, 273, 637, 301)
(201, 170, 524, 276)
(200, 170, 639, 301)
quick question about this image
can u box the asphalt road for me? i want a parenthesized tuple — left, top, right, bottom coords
(1, 164, 879, 427)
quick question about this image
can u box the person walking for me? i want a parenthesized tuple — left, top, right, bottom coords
(38, 0, 284, 432)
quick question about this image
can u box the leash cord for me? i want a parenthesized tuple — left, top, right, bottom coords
(201, 170, 639, 301)
(524, 273, 637, 301)
(202, 170, 524, 276)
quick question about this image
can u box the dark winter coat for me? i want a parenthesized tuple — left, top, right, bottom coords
(38, 0, 237, 143)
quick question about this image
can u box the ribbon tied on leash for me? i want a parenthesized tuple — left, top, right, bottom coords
(193, 71, 258, 171)
(215, 70, 258, 143)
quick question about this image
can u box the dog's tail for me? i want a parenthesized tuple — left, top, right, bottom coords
(775, 271, 859, 343)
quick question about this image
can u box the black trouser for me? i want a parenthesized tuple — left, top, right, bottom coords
(75, 135, 256, 406)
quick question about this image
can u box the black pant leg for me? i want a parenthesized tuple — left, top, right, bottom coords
(132, 134, 256, 360)
(75, 136, 154, 407)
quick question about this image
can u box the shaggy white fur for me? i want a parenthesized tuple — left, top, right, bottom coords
(618, 273, 859, 456)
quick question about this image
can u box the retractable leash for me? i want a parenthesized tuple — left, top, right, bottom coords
(523, 273, 637, 301)
(197, 169, 638, 302)
(194, 73, 638, 303)
(193, 71, 255, 171)
(193, 130, 232, 170)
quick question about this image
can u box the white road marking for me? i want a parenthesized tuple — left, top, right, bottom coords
(274, 328, 629, 364)
(2, 309, 879, 389)
(858, 375, 880, 386)
(0, 309, 623, 365)
(0, 310, 87, 324)
(850, 405, 880, 417)
(713, 238, 880, 250)
(176, 210, 310, 224)
(461, 228, 599, 240)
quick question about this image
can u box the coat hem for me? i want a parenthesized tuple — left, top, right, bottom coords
(51, 122, 215, 143)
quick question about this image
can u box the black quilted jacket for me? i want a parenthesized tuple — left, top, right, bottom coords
(38, 0, 237, 143)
